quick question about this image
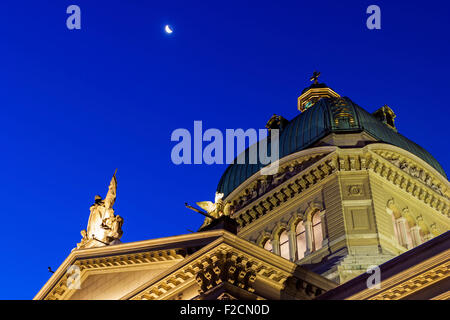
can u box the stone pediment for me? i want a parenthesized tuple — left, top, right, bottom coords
(35, 230, 336, 300)
(122, 231, 336, 300)
(34, 231, 225, 300)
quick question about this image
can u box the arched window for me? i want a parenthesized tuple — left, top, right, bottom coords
(296, 222, 306, 260)
(279, 231, 289, 260)
(263, 239, 273, 252)
(312, 213, 323, 251)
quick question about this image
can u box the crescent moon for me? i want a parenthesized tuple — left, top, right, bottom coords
(165, 25, 173, 34)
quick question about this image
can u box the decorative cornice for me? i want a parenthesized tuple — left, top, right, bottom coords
(369, 261, 449, 300)
(431, 291, 450, 300)
(373, 150, 449, 199)
(194, 251, 257, 294)
(128, 243, 290, 300)
(347, 248, 450, 300)
(367, 150, 449, 217)
(224, 147, 337, 202)
(231, 152, 337, 229)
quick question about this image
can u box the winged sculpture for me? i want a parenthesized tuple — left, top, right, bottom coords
(196, 192, 224, 219)
(192, 192, 233, 229)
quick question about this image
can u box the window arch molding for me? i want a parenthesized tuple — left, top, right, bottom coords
(257, 232, 274, 253)
(284, 213, 304, 261)
(304, 202, 323, 223)
(287, 213, 303, 231)
(304, 203, 325, 252)
(256, 231, 272, 248)
(270, 222, 289, 257)
(271, 222, 289, 241)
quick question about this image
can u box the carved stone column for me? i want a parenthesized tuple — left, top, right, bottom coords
(272, 238, 280, 255)
(304, 221, 313, 255)
(288, 229, 297, 261)
(319, 211, 328, 247)
(395, 217, 412, 249)
(410, 225, 423, 246)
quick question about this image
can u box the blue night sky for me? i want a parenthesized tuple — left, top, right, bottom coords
(0, 1, 448, 299)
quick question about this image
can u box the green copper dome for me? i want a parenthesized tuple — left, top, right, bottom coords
(217, 96, 446, 198)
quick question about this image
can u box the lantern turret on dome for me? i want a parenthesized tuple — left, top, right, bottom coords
(297, 71, 340, 112)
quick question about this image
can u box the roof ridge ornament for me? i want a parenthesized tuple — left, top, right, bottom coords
(186, 192, 237, 233)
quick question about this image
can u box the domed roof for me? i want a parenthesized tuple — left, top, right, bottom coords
(217, 96, 446, 198)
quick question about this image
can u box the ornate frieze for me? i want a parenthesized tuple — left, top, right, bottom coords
(129, 241, 331, 300)
(230, 155, 337, 229)
(375, 151, 447, 198)
(231, 154, 329, 213)
(368, 151, 449, 217)
(194, 252, 257, 294)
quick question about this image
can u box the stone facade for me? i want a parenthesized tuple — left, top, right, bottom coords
(34, 79, 449, 300)
(227, 143, 449, 284)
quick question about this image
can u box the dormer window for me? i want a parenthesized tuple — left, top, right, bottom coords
(373, 105, 397, 131)
(265, 114, 289, 132)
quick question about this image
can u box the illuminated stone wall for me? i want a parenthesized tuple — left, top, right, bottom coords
(228, 143, 449, 284)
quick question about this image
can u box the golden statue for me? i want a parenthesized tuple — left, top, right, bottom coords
(77, 170, 124, 249)
(196, 192, 224, 219)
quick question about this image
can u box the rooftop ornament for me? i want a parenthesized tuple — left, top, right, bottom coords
(298, 71, 340, 112)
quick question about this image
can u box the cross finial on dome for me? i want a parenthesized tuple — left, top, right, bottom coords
(310, 71, 321, 84)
